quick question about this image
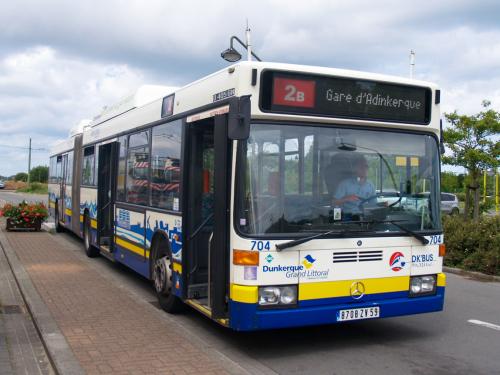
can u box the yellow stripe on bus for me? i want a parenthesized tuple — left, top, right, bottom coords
(299, 276, 410, 301)
(79, 215, 84, 223)
(172, 262, 182, 274)
(114, 236, 149, 258)
(65, 208, 72, 216)
(90, 219, 97, 229)
(230, 284, 258, 304)
(437, 273, 446, 287)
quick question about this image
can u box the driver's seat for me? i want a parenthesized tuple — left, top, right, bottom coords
(324, 153, 354, 196)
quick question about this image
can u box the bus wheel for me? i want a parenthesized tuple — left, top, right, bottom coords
(83, 214, 99, 258)
(152, 243, 183, 313)
(54, 204, 63, 233)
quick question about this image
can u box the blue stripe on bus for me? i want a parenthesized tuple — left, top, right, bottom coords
(229, 287, 445, 331)
(114, 244, 150, 279)
(116, 226, 146, 245)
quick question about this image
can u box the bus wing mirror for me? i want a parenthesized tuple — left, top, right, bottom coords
(228, 95, 251, 140)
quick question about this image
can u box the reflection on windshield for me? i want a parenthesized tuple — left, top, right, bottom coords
(237, 124, 441, 236)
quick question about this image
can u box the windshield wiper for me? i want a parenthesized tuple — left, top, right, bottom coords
(275, 227, 371, 251)
(368, 219, 429, 245)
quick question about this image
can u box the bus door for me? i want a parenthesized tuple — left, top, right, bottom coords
(183, 115, 230, 318)
(97, 142, 119, 254)
(59, 154, 68, 224)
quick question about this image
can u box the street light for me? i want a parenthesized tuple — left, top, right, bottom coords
(221, 35, 262, 62)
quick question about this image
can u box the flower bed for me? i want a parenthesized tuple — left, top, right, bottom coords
(0, 201, 48, 231)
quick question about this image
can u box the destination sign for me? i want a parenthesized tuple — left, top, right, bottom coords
(260, 71, 432, 124)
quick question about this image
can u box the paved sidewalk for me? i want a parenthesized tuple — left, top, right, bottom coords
(0, 233, 55, 375)
(0, 226, 246, 375)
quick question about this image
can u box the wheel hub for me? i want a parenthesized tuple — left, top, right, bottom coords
(153, 256, 172, 294)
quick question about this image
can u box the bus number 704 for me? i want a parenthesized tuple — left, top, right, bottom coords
(251, 241, 270, 251)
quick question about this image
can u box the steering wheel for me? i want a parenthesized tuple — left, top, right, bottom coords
(357, 194, 378, 207)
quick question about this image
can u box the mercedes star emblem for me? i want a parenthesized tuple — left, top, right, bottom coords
(350, 281, 366, 300)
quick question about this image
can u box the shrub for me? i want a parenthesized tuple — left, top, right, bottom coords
(15, 172, 28, 182)
(443, 215, 500, 275)
(16, 182, 48, 194)
(4, 180, 27, 190)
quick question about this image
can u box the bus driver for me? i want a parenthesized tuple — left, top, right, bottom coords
(333, 154, 376, 217)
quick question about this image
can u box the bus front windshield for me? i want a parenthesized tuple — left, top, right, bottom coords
(236, 123, 441, 237)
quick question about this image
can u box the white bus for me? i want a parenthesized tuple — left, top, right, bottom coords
(49, 62, 446, 330)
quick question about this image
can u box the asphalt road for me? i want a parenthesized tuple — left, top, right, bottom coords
(51, 230, 500, 375)
(0, 190, 48, 206)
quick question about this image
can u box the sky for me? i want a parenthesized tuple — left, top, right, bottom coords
(1, 0, 499, 176)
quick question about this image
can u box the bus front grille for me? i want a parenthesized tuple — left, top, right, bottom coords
(333, 250, 383, 263)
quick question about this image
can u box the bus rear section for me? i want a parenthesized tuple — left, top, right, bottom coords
(229, 120, 445, 331)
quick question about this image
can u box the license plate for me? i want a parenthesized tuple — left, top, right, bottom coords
(336, 306, 380, 321)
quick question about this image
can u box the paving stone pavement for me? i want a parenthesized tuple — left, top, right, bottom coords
(0, 228, 245, 375)
(0, 237, 55, 375)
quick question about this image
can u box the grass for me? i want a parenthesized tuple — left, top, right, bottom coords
(16, 182, 48, 195)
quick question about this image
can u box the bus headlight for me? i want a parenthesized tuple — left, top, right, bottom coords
(258, 286, 297, 306)
(409, 275, 437, 296)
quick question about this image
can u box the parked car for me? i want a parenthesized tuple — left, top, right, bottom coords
(441, 192, 460, 215)
(376, 190, 402, 206)
(0, 180, 5, 189)
(401, 192, 459, 215)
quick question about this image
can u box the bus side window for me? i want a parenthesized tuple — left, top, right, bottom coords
(126, 131, 150, 205)
(117, 136, 127, 201)
(66, 151, 73, 185)
(82, 146, 95, 186)
(151, 120, 182, 210)
(56, 155, 62, 183)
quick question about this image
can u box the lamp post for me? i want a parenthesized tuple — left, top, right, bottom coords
(409, 50, 415, 79)
(221, 27, 262, 63)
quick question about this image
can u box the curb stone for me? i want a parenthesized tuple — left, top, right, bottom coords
(0, 228, 85, 375)
(42, 222, 56, 234)
(444, 266, 500, 282)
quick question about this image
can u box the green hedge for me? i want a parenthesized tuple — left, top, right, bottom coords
(443, 215, 500, 275)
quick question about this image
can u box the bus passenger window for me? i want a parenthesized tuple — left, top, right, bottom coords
(151, 120, 181, 210)
(116, 136, 127, 201)
(82, 146, 95, 186)
(126, 131, 150, 205)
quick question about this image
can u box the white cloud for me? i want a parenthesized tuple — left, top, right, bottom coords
(0, 0, 499, 176)
(0, 46, 149, 175)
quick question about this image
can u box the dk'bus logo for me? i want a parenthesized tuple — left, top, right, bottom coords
(389, 251, 406, 272)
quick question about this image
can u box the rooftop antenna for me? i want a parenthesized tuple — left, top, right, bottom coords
(409, 50, 415, 79)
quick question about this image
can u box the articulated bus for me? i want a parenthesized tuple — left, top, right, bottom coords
(49, 62, 446, 331)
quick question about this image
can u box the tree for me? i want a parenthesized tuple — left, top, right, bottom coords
(29, 165, 49, 183)
(15, 172, 28, 182)
(443, 101, 500, 220)
(441, 171, 464, 193)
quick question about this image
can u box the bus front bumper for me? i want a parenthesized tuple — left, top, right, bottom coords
(229, 286, 445, 331)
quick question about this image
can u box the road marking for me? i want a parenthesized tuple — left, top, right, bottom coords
(468, 319, 500, 331)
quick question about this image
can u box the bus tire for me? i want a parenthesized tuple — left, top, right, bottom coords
(54, 202, 63, 233)
(83, 214, 99, 258)
(151, 237, 184, 314)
